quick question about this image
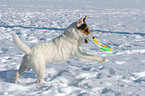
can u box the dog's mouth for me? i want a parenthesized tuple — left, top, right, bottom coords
(84, 36, 95, 43)
(85, 38, 88, 43)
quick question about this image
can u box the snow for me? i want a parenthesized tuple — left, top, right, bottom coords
(0, 0, 145, 96)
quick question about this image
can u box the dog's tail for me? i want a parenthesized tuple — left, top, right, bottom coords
(12, 34, 31, 55)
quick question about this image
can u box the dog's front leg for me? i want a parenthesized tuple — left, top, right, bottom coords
(76, 47, 105, 63)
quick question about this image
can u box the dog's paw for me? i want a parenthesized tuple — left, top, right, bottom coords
(99, 58, 105, 63)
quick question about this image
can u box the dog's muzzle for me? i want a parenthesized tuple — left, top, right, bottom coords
(85, 34, 95, 43)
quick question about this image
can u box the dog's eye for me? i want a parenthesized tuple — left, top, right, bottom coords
(85, 29, 89, 33)
(81, 24, 86, 29)
(77, 24, 86, 30)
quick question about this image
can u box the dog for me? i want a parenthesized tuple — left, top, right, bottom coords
(13, 16, 105, 83)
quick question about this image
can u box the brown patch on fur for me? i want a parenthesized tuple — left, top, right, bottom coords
(77, 16, 90, 35)
(78, 24, 90, 35)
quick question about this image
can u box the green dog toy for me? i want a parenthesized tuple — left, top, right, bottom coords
(93, 38, 112, 51)
(87, 37, 112, 51)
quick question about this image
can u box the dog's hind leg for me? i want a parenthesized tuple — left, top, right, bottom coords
(14, 55, 29, 84)
(36, 63, 45, 83)
(30, 60, 46, 83)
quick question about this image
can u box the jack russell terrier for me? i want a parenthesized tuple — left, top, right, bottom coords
(13, 16, 105, 83)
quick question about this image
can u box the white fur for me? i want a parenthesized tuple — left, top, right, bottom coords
(13, 21, 105, 83)
(13, 34, 31, 54)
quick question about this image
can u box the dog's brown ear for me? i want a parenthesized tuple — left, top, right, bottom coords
(77, 17, 84, 27)
(83, 16, 87, 22)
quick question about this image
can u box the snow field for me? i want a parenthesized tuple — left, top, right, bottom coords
(0, 0, 145, 96)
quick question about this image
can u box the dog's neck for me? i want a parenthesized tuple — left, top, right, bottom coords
(52, 22, 83, 46)
(63, 22, 81, 41)
(62, 34, 79, 44)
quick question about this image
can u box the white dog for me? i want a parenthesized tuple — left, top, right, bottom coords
(13, 16, 105, 83)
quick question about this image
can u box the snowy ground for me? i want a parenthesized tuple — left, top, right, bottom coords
(0, 0, 145, 96)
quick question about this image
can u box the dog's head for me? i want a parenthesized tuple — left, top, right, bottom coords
(64, 16, 94, 44)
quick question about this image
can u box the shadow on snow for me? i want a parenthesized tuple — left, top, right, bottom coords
(0, 24, 145, 36)
(0, 69, 36, 83)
